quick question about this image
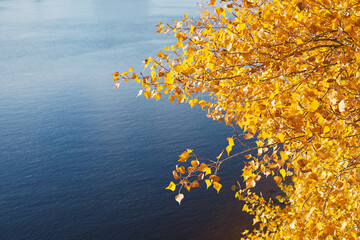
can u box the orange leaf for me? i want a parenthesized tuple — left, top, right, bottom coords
(154, 93, 162, 101)
(297, 159, 309, 169)
(191, 160, 199, 168)
(245, 154, 252, 159)
(190, 180, 200, 188)
(144, 91, 151, 99)
(176, 165, 186, 174)
(274, 176, 282, 184)
(244, 133, 254, 139)
(198, 163, 208, 172)
(209, 175, 220, 182)
(213, 182, 222, 193)
(198, 172, 204, 181)
(178, 151, 189, 162)
(172, 170, 179, 180)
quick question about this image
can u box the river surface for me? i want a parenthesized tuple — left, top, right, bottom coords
(0, 0, 254, 239)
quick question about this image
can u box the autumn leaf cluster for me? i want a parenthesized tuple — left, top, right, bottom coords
(116, 0, 360, 238)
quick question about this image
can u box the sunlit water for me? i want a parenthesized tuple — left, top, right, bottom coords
(0, 1, 262, 239)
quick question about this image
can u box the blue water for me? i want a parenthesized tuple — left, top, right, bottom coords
(0, 1, 254, 239)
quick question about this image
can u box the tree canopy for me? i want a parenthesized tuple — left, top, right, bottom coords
(115, 0, 360, 238)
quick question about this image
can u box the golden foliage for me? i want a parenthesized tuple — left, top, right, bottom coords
(117, 0, 360, 238)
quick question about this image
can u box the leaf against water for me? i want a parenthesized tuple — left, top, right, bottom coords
(175, 193, 184, 205)
(165, 181, 176, 191)
(213, 182, 222, 193)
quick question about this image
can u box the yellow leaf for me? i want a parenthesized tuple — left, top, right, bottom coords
(239, 23, 246, 31)
(134, 76, 141, 83)
(205, 179, 212, 189)
(235, 192, 239, 199)
(280, 151, 289, 161)
(242, 204, 250, 212)
(165, 181, 176, 191)
(296, 38, 303, 45)
(226, 137, 235, 156)
(186, 149, 193, 153)
(156, 85, 163, 92)
(309, 100, 320, 112)
(151, 70, 156, 80)
(323, 126, 330, 134)
(216, 150, 224, 160)
(175, 193, 184, 205)
(278, 133, 285, 142)
(213, 182, 222, 193)
(280, 169, 286, 179)
(128, 66, 133, 72)
(205, 167, 211, 176)
(209, 0, 216, 5)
